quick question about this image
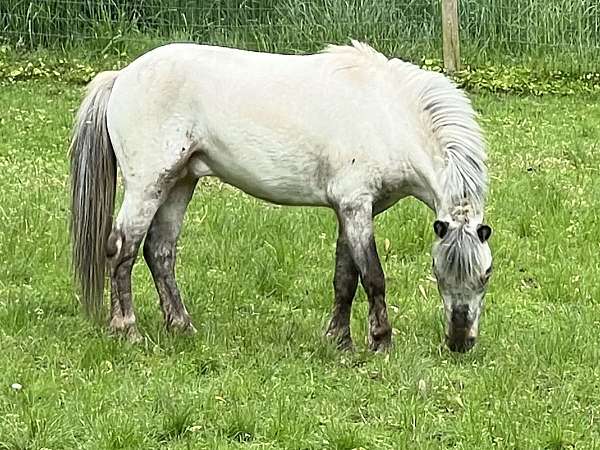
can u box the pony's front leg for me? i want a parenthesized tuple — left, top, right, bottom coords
(335, 199, 392, 352)
(325, 232, 358, 350)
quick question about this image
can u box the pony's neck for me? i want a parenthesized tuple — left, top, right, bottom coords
(385, 57, 488, 222)
(416, 79, 487, 222)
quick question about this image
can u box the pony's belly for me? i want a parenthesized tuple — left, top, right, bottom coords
(190, 153, 330, 207)
(229, 179, 328, 206)
(224, 172, 329, 206)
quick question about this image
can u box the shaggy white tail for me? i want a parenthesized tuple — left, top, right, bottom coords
(69, 71, 119, 318)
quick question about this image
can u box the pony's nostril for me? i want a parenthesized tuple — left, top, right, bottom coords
(464, 336, 476, 350)
(446, 335, 476, 353)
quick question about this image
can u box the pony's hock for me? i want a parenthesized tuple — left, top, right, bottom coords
(69, 41, 492, 352)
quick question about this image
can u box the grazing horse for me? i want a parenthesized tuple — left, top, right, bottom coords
(70, 41, 492, 352)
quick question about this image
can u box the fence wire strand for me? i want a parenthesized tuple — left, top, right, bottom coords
(1, 0, 599, 72)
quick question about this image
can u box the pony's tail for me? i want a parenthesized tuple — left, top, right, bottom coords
(69, 71, 119, 319)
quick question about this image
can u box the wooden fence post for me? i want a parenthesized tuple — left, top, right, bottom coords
(442, 0, 460, 73)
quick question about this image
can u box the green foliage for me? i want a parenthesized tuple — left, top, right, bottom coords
(456, 66, 600, 96)
(422, 59, 600, 95)
(0, 58, 97, 85)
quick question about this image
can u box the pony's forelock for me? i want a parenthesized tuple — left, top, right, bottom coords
(435, 224, 485, 284)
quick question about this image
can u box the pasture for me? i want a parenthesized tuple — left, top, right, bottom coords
(1, 79, 600, 449)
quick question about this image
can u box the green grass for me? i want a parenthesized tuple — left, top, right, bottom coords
(1, 80, 600, 448)
(1, 0, 599, 73)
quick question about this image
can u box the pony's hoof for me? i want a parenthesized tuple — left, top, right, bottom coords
(125, 327, 143, 344)
(368, 339, 392, 353)
(325, 327, 354, 351)
(167, 317, 197, 336)
(108, 326, 143, 344)
(368, 324, 392, 353)
(368, 334, 392, 353)
(109, 317, 143, 343)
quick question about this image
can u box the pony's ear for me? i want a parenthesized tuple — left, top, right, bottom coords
(433, 220, 449, 239)
(477, 224, 492, 242)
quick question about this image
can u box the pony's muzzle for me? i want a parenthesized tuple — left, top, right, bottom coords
(446, 333, 476, 353)
(446, 304, 478, 352)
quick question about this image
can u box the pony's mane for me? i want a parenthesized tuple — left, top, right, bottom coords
(324, 41, 488, 216)
(386, 57, 487, 215)
(415, 73, 487, 215)
(323, 40, 387, 63)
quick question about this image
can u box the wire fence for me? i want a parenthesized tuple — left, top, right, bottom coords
(1, 0, 599, 73)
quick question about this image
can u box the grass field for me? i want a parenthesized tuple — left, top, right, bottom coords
(1, 79, 600, 449)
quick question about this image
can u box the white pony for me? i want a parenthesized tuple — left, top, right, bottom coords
(70, 41, 492, 352)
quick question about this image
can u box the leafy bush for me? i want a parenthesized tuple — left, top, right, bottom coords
(422, 59, 600, 95)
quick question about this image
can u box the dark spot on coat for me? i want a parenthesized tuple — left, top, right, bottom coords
(314, 156, 332, 189)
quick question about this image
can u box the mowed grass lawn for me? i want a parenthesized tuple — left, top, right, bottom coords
(0, 80, 599, 449)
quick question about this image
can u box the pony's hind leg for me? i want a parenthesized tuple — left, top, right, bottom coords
(107, 185, 165, 341)
(325, 231, 359, 350)
(143, 176, 199, 334)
